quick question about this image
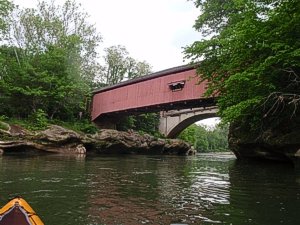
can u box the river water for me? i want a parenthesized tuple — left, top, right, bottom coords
(0, 153, 299, 225)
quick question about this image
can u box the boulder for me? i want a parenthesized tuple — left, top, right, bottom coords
(229, 119, 300, 164)
(84, 129, 193, 155)
(38, 125, 82, 144)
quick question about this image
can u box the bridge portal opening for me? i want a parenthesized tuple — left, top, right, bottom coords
(159, 107, 218, 138)
(178, 117, 229, 153)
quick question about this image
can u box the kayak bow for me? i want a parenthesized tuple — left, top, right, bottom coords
(0, 197, 44, 225)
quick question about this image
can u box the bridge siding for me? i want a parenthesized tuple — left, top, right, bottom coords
(92, 68, 207, 121)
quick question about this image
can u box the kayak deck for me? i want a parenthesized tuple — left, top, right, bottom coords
(0, 197, 44, 225)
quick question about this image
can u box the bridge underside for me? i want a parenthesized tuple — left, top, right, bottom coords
(93, 97, 216, 129)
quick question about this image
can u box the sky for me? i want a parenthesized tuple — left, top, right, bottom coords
(13, 0, 201, 72)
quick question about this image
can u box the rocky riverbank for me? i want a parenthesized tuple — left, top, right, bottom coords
(228, 120, 300, 164)
(0, 122, 195, 155)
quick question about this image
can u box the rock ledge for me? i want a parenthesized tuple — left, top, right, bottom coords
(0, 124, 194, 155)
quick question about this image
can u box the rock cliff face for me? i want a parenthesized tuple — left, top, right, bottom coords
(228, 119, 300, 164)
(0, 123, 194, 155)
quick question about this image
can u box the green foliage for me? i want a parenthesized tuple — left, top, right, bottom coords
(0, 1, 156, 135)
(6, 0, 101, 85)
(0, 0, 13, 38)
(0, 115, 8, 121)
(178, 123, 229, 152)
(54, 119, 98, 134)
(117, 116, 136, 131)
(0, 121, 9, 131)
(0, 45, 90, 120)
(0, 0, 101, 121)
(185, 0, 300, 128)
(99, 45, 152, 86)
(76, 121, 98, 134)
(117, 113, 161, 136)
(134, 113, 160, 135)
(28, 109, 48, 130)
(178, 124, 198, 145)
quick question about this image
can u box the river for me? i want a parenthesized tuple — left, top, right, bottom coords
(0, 153, 299, 225)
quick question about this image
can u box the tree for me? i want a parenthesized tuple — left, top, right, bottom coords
(185, 0, 300, 129)
(116, 113, 160, 136)
(6, 0, 101, 85)
(100, 45, 129, 85)
(127, 59, 152, 80)
(132, 113, 160, 135)
(0, 0, 102, 120)
(178, 123, 229, 152)
(0, 0, 12, 40)
(99, 45, 152, 85)
(178, 124, 198, 146)
(0, 44, 89, 120)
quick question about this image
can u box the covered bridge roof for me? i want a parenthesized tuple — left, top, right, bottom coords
(93, 64, 197, 94)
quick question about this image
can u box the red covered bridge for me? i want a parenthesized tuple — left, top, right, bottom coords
(92, 64, 217, 136)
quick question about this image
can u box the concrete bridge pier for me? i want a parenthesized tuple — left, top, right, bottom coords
(159, 107, 218, 138)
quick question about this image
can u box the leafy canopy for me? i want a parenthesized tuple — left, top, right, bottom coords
(0, 0, 102, 121)
(98, 45, 152, 86)
(6, 0, 102, 85)
(0, 0, 12, 38)
(178, 123, 229, 152)
(185, 0, 300, 125)
(0, 1, 156, 133)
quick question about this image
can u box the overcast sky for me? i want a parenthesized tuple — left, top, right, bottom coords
(13, 0, 201, 72)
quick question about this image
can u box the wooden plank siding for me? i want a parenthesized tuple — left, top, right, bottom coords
(92, 65, 208, 121)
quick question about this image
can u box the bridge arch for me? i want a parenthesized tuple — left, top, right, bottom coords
(159, 107, 218, 138)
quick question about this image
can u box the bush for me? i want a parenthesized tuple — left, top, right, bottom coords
(78, 122, 98, 134)
(28, 109, 48, 130)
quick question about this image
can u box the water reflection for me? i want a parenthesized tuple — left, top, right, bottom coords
(0, 155, 88, 225)
(223, 161, 300, 225)
(0, 153, 299, 225)
(83, 154, 235, 225)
